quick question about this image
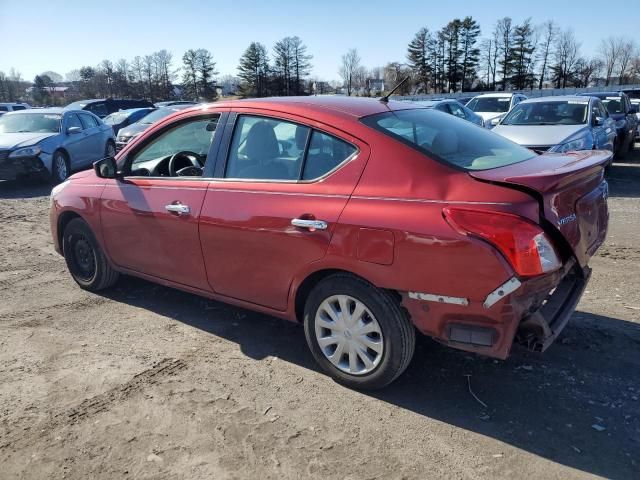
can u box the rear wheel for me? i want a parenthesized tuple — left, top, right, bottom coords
(303, 273, 415, 390)
(63, 218, 119, 291)
(52, 150, 70, 184)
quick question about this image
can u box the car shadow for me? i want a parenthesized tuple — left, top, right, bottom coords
(0, 179, 52, 199)
(99, 275, 640, 479)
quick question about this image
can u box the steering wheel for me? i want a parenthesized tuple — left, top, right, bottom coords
(168, 150, 203, 177)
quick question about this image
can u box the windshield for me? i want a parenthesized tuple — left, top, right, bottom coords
(362, 109, 535, 171)
(137, 108, 181, 125)
(0, 113, 61, 133)
(467, 97, 511, 113)
(501, 100, 589, 126)
(103, 112, 129, 125)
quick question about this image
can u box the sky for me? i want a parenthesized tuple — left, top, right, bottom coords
(0, 0, 637, 83)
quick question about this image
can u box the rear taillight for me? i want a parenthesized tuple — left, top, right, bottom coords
(443, 207, 561, 277)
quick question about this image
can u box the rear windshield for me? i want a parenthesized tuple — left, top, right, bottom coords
(502, 100, 589, 125)
(467, 96, 511, 113)
(361, 109, 535, 171)
(599, 96, 624, 114)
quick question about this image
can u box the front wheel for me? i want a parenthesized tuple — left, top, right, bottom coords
(52, 150, 70, 184)
(303, 273, 415, 390)
(105, 140, 116, 158)
(63, 218, 119, 291)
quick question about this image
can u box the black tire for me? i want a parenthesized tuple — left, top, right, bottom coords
(62, 218, 119, 291)
(303, 273, 415, 390)
(105, 140, 116, 158)
(51, 150, 70, 184)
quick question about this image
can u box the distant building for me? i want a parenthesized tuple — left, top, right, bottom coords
(367, 78, 384, 94)
(25, 86, 70, 99)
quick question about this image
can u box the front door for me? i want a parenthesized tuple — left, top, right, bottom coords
(63, 113, 89, 168)
(100, 112, 223, 291)
(199, 112, 368, 311)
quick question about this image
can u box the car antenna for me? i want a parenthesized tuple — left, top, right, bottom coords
(379, 76, 410, 103)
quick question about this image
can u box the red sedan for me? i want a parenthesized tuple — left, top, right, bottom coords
(50, 97, 610, 389)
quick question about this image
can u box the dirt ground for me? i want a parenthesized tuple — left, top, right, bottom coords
(0, 148, 639, 480)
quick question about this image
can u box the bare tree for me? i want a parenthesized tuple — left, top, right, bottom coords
(552, 28, 581, 88)
(598, 36, 622, 86)
(536, 21, 556, 89)
(339, 49, 361, 96)
(617, 39, 637, 84)
(496, 17, 513, 90)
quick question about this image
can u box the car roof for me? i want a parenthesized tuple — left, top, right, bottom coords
(472, 93, 516, 98)
(196, 96, 422, 119)
(111, 107, 153, 114)
(6, 107, 64, 114)
(576, 91, 624, 97)
(519, 95, 593, 104)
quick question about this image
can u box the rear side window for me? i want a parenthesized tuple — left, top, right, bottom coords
(362, 109, 535, 171)
(12, 105, 26, 111)
(302, 131, 357, 180)
(0, 106, 7, 111)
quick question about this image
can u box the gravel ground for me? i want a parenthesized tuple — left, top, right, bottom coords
(0, 148, 639, 480)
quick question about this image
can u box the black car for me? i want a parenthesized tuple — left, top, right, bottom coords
(577, 91, 638, 157)
(103, 107, 155, 136)
(64, 98, 154, 118)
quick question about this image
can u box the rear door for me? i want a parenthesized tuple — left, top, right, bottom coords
(100, 111, 225, 290)
(199, 110, 369, 311)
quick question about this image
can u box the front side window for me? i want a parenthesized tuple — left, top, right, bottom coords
(362, 109, 535, 171)
(66, 113, 83, 131)
(79, 113, 99, 129)
(12, 105, 26, 111)
(225, 115, 309, 180)
(131, 116, 219, 166)
(501, 100, 588, 126)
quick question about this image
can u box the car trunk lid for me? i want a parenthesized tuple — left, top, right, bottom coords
(469, 150, 611, 268)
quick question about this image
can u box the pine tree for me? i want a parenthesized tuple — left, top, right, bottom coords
(510, 18, 537, 89)
(407, 28, 432, 94)
(238, 42, 270, 97)
(459, 17, 481, 91)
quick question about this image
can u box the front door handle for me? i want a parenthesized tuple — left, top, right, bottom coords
(165, 203, 190, 216)
(291, 218, 328, 230)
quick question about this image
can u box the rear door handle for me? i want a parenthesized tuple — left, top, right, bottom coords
(165, 203, 190, 216)
(291, 218, 328, 230)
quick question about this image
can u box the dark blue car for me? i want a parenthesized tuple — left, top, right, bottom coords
(577, 92, 638, 158)
(103, 108, 155, 136)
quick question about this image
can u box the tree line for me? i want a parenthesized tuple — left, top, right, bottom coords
(338, 17, 640, 96)
(1, 18, 640, 105)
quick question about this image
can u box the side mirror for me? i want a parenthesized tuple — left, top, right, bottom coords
(66, 126, 82, 135)
(593, 116, 604, 126)
(93, 156, 119, 179)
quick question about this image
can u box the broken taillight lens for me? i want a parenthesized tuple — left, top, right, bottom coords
(443, 207, 561, 277)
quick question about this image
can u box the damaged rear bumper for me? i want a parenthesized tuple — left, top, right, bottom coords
(515, 265, 590, 352)
(401, 259, 590, 359)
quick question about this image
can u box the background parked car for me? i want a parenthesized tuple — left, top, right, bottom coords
(456, 95, 475, 106)
(115, 104, 194, 151)
(492, 96, 616, 161)
(154, 101, 198, 107)
(412, 99, 484, 126)
(0, 108, 115, 183)
(630, 98, 640, 141)
(577, 91, 638, 157)
(103, 107, 155, 136)
(64, 98, 154, 118)
(0, 102, 32, 113)
(467, 93, 528, 128)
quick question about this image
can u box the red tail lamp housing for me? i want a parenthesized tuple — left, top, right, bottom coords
(443, 207, 561, 277)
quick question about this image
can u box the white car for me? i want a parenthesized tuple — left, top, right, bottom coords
(466, 93, 527, 128)
(0, 103, 32, 115)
